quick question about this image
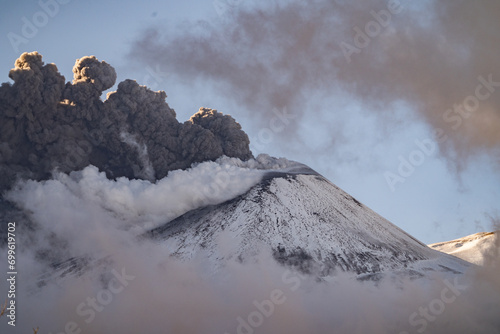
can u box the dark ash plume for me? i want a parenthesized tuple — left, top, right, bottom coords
(0, 52, 253, 190)
(129, 0, 500, 170)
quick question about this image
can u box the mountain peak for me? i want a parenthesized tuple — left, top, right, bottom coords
(149, 170, 469, 280)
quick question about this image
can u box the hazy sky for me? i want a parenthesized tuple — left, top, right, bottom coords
(1, 0, 499, 244)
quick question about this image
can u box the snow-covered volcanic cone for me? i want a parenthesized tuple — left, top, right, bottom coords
(149, 166, 469, 280)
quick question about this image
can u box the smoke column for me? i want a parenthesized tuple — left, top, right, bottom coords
(130, 0, 500, 170)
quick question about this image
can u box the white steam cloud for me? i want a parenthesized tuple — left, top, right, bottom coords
(0, 155, 499, 333)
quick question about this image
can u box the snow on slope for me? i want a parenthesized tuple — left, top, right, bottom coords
(429, 231, 499, 265)
(149, 171, 469, 280)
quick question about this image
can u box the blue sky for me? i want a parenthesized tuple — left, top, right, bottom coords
(1, 0, 499, 244)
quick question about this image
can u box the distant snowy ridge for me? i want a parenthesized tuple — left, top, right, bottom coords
(429, 231, 499, 265)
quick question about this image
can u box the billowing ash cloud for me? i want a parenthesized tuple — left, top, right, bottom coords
(0, 52, 253, 190)
(129, 0, 500, 169)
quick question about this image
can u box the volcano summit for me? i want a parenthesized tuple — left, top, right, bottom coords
(149, 164, 469, 280)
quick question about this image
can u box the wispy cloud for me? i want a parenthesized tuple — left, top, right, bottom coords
(129, 0, 500, 171)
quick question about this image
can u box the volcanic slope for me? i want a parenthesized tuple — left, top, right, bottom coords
(149, 169, 469, 280)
